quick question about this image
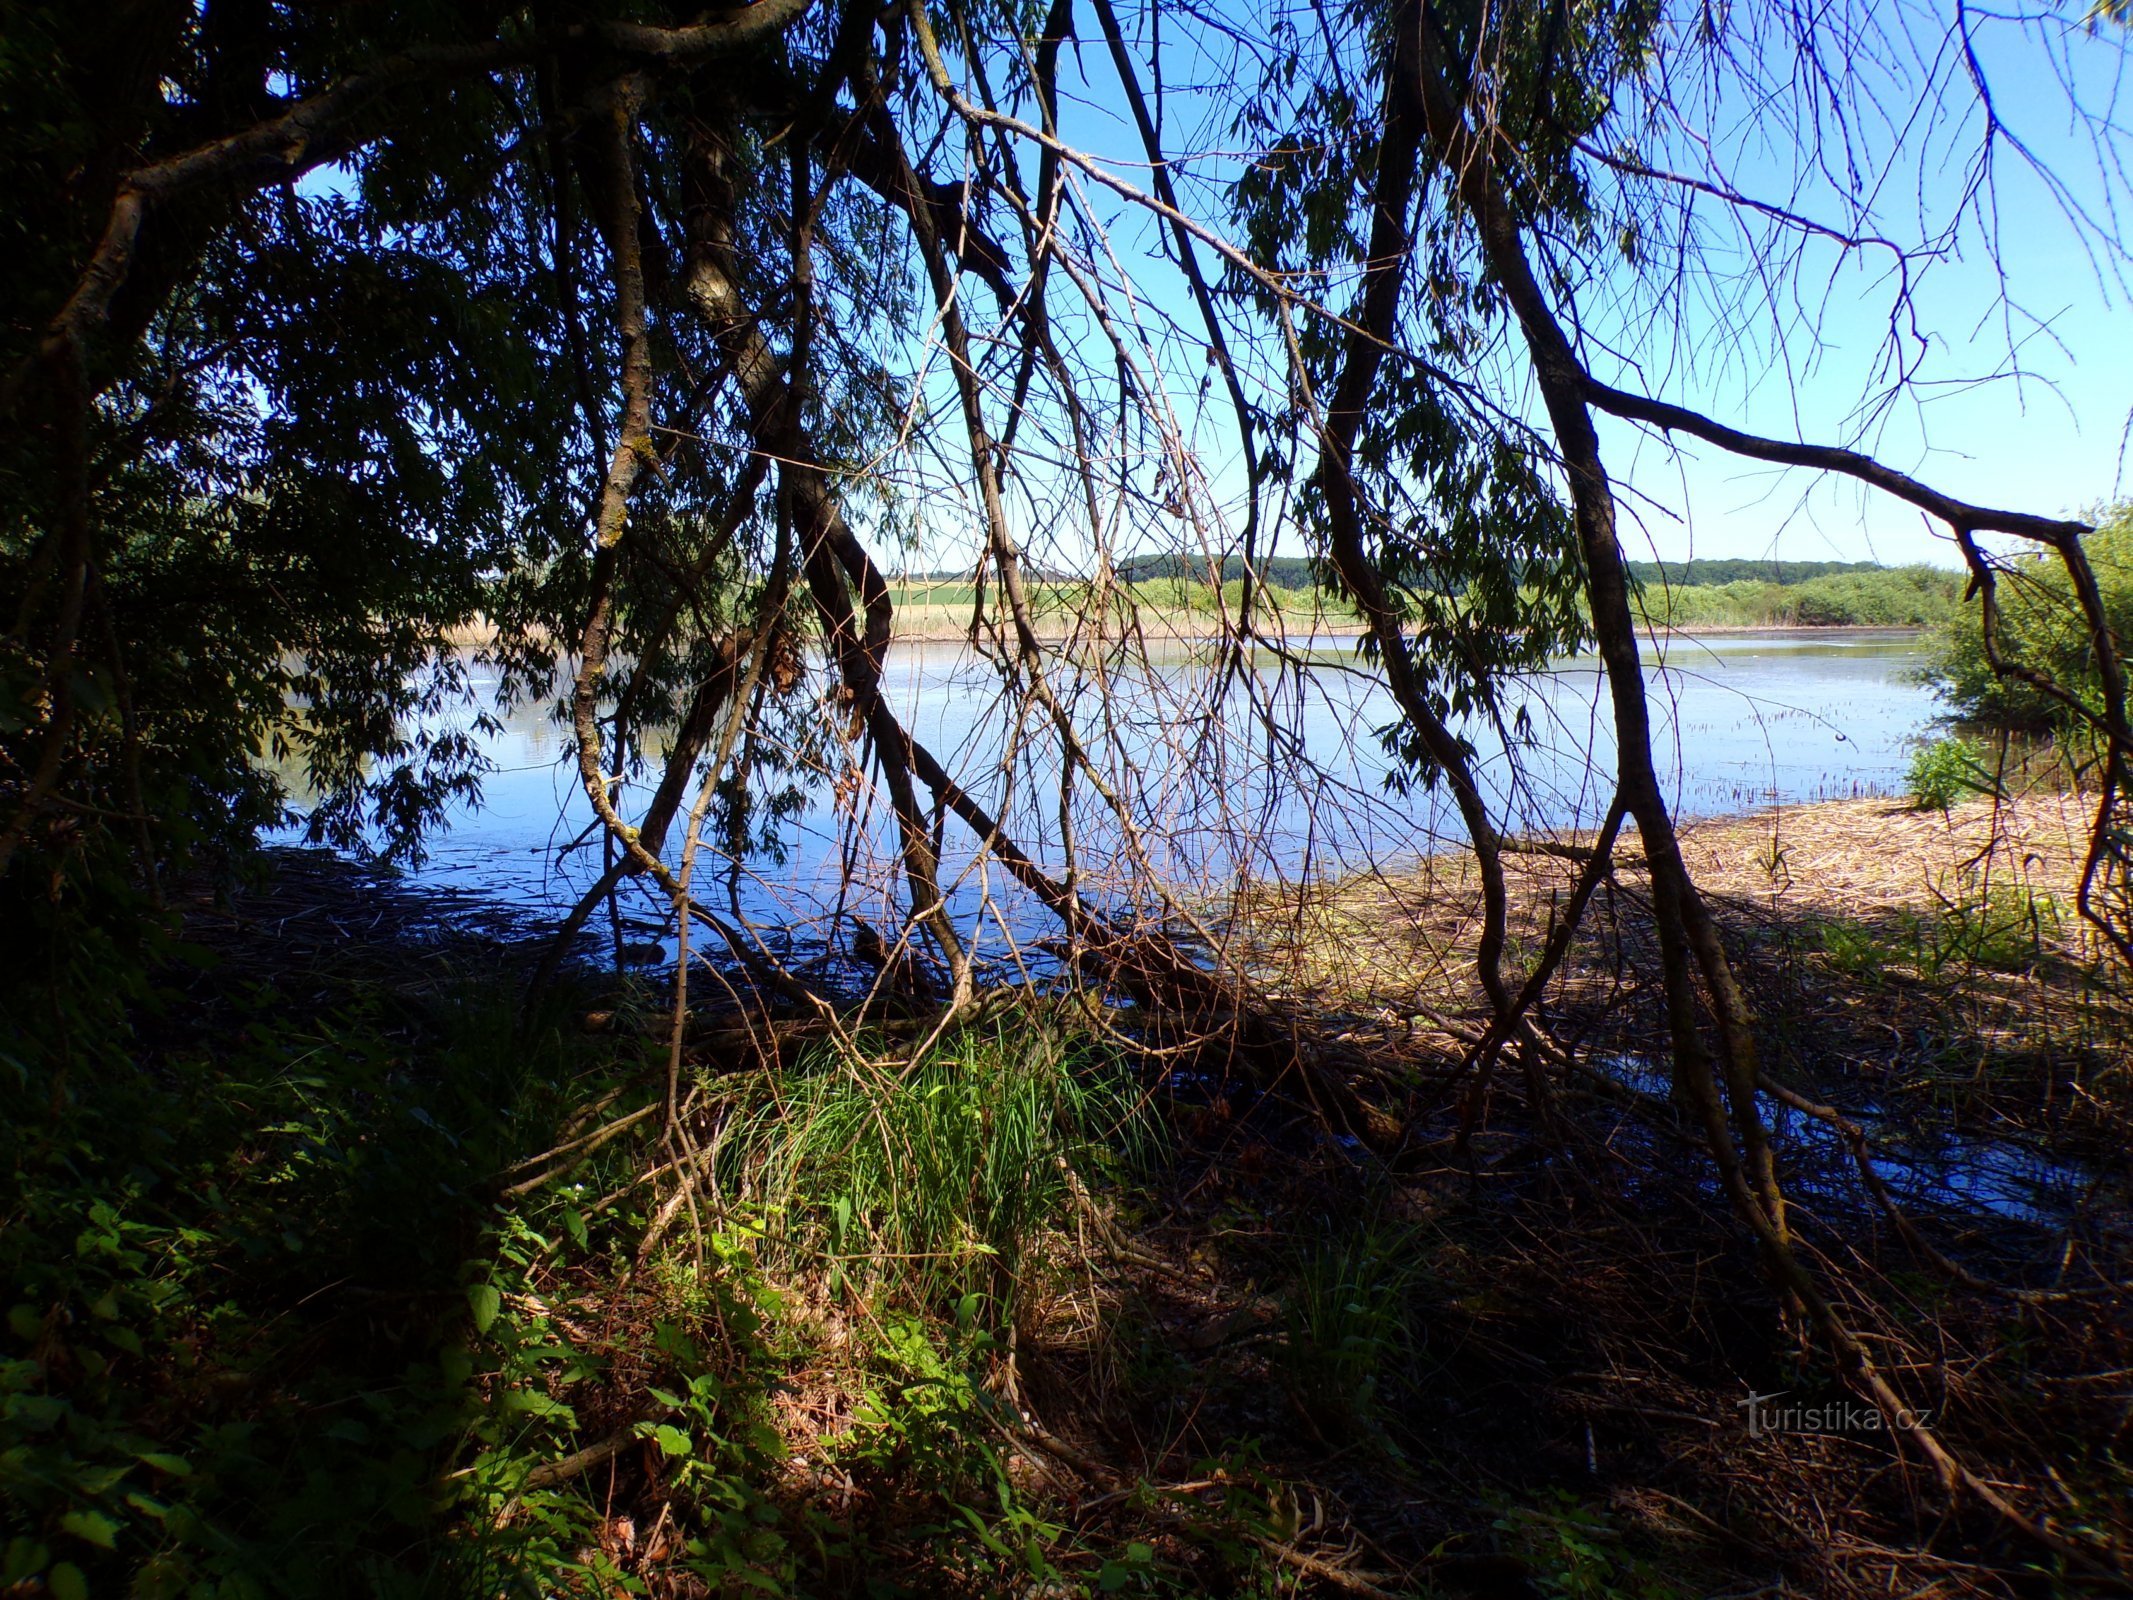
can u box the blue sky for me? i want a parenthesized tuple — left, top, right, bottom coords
(928, 1, 2133, 575)
(1591, 6, 2133, 568)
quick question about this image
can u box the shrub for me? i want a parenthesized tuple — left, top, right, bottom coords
(1923, 504, 2133, 737)
(1906, 734, 1995, 811)
(1790, 566, 1960, 626)
(0, 969, 602, 1598)
(1629, 565, 1960, 628)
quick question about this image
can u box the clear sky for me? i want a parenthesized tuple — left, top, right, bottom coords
(1591, 6, 2133, 569)
(921, 1, 2133, 575)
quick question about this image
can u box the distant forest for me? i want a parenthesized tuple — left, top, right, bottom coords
(893, 554, 1959, 627)
(907, 554, 1927, 589)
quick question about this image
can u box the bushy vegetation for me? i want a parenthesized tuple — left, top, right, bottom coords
(1907, 735, 1997, 811)
(891, 564, 1961, 636)
(1622, 558, 1891, 587)
(1, 963, 594, 1596)
(1633, 564, 1961, 629)
(1924, 504, 2133, 737)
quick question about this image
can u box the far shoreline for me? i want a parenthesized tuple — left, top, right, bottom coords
(878, 616, 1932, 644)
(438, 615, 1933, 649)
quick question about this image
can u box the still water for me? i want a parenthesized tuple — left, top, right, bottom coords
(322, 629, 1938, 952)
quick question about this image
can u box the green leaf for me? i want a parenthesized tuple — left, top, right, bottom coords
(136, 1451, 192, 1476)
(650, 1423, 692, 1458)
(74, 1464, 129, 1496)
(466, 1284, 501, 1334)
(48, 1563, 87, 1600)
(8, 1393, 66, 1429)
(503, 1390, 574, 1422)
(59, 1509, 119, 1549)
(2, 1540, 49, 1583)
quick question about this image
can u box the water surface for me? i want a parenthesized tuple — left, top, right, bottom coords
(304, 629, 1940, 952)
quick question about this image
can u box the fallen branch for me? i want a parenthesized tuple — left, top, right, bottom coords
(499, 1105, 659, 1198)
(492, 1425, 642, 1527)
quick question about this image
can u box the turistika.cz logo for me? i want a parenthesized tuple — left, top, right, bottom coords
(1736, 1390, 1932, 1438)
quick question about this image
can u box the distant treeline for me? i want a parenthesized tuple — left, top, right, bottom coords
(1630, 564, 1960, 627)
(887, 576, 1333, 623)
(1622, 557, 1891, 587)
(904, 554, 1324, 588)
(896, 556, 1961, 629)
(910, 554, 1903, 588)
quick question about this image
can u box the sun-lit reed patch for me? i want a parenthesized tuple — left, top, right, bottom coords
(729, 1017, 1150, 1322)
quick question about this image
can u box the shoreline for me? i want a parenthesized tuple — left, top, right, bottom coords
(887, 618, 1933, 643)
(440, 615, 1933, 649)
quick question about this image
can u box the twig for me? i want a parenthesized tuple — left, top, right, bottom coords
(498, 1104, 659, 1197)
(492, 1425, 642, 1527)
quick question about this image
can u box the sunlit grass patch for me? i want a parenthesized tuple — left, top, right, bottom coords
(733, 1016, 1150, 1323)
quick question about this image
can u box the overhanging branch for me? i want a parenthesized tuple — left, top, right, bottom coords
(1582, 379, 2091, 546)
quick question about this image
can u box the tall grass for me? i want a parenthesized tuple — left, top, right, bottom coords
(1278, 1219, 1428, 1442)
(732, 1018, 1147, 1317)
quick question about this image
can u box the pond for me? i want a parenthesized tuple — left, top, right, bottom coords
(313, 627, 1940, 959)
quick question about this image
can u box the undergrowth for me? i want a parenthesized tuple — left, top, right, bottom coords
(9, 850, 2125, 1598)
(1818, 878, 2069, 984)
(1, 956, 1248, 1598)
(1, 963, 601, 1596)
(1905, 734, 1998, 812)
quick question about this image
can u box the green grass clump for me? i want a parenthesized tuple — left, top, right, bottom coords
(738, 1018, 1145, 1320)
(1905, 733, 1996, 811)
(1923, 883, 2064, 977)
(1277, 1219, 1427, 1446)
(1818, 916, 1890, 985)
(1817, 881, 2064, 986)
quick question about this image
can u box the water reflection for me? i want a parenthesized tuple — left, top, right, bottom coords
(280, 629, 1940, 951)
